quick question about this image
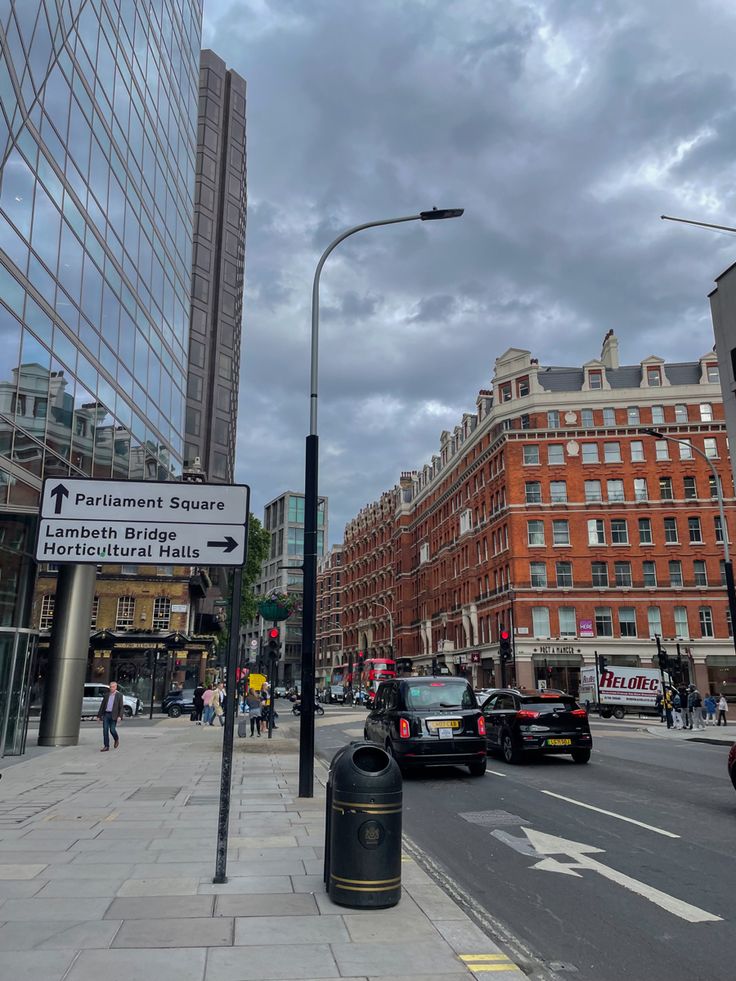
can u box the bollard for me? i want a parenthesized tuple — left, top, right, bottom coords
(326, 741, 402, 909)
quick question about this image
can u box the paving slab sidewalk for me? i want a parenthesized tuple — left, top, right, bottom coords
(0, 714, 526, 980)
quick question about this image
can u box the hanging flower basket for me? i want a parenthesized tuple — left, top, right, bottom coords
(259, 591, 301, 622)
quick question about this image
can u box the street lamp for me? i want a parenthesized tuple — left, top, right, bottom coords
(300, 207, 464, 797)
(642, 428, 736, 653)
(373, 600, 394, 652)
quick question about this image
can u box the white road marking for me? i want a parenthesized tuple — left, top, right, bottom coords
(485, 769, 508, 777)
(522, 828, 722, 924)
(540, 789, 679, 838)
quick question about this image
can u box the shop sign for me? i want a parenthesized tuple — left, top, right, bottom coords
(579, 619, 594, 637)
(538, 645, 576, 655)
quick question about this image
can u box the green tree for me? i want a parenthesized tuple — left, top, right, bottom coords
(240, 514, 271, 622)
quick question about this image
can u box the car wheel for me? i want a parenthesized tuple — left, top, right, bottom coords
(168, 705, 182, 718)
(468, 758, 487, 777)
(571, 749, 591, 764)
(600, 707, 613, 719)
(612, 707, 625, 720)
(501, 731, 521, 765)
(123, 705, 133, 718)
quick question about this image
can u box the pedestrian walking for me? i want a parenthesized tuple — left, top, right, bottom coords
(97, 681, 123, 752)
(679, 685, 692, 730)
(246, 689, 262, 736)
(203, 685, 215, 725)
(212, 682, 226, 726)
(192, 682, 205, 724)
(704, 693, 717, 725)
(688, 686, 705, 730)
(663, 688, 674, 729)
(655, 691, 664, 723)
(717, 694, 728, 726)
(672, 690, 683, 729)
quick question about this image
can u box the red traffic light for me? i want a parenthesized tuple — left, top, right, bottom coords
(500, 630, 510, 641)
(268, 627, 280, 639)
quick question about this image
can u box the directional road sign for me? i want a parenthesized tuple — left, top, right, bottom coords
(36, 478, 250, 567)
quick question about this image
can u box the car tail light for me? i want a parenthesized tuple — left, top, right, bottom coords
(516, 710, 540, 722)
(478, 716, 486, 736)
(399, 718, 411, 739)
(572, 708, 588, 717)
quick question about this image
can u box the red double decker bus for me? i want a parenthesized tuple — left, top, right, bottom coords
(361, 657, 396, 688)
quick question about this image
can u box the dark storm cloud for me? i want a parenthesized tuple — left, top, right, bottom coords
(204, 0, 736, 541)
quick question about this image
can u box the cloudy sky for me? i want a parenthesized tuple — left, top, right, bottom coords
(202, 0, 736, 545)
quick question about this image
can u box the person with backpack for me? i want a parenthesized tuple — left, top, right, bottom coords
(672, 690, 683, 729)
(704, 692, 717, 725)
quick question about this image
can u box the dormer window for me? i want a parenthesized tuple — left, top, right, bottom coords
(500, 383, 512, 402)
(706, 364, 720, 383)
(588, 370, 603, 390)
(516, 376, 530, 398)
(647, 366, 662, 386)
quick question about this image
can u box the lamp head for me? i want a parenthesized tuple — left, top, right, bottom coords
(641, 428, 664, 438)
(420, 208, 464, 220)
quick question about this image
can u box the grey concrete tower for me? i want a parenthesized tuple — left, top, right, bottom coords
(185, 50, 247, 483)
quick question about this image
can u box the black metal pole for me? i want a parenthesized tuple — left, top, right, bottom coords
(655, 635, 668, 722)
(148, 650, 156, 720)
(268, 620, 277, 740)
(214, 558, 246, 884)
(593, 649, 600, 716)
(724, 561, 736, 654)
(299, 433, 318, 797)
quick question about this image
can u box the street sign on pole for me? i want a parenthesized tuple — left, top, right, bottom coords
(36, 478, 249, 566)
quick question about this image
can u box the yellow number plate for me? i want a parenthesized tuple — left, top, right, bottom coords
(547, 738, 572, 746)
(429, 720, 461, 730)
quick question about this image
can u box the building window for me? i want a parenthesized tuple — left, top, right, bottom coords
(651, 405, 665, 424)
(588, 519, 606, 545)
(288, 527, 305, 555)
(647, 367, 662, 386)
(558, 607, 576, 637)
(669, 560, 683, 586)
(552, 520, 570, 545)
(709, 475, 719, 498)
(688, 517, 703, 543)
(459, 509, 473, 535)
(700, 403, 713, 422)
(683, 476, 697, 500)
(516, 376, 530, 397)
(603, 407, 616, 425)
(619, 607, 637, 637)
(288, 495, 305, 523)
(639, 518, 653, 544)
(525, 481, 542, 504)
(648, 606, 662, 637)
(582, 443, 599, 464)
(116, 597, 135, 630)
(675, 404, 688, 422)
(643, 561, 657, 587)
(614, 561, 632, 587)
(550, 480, 567, 504)
(419, 542, 430, 564)
(556, 561, 573, 587)
(611, 519, 629, 544)
(588, 370, 603, 389)
(627, 407, 640, 425)
(523, 445, 540, 465)
(706, 364, 720, 383)
(699, 606, 714, 638)
(674, 606, 689, 638)
(39, 595, 55, 631)
(704, 438, 718, 459)
(527, 520, 545, 546)
(604, 442, 622, 463)
(607, 479, 625, 503)
(530, 562, 547, 588)
(679, 441, 693, 461)
(595, 607, 613, 636)
(547, 410, 560, 428)
(153, 597, 171, 630)
(532, 607, 551, 638)
(630, 440, 645, 462)
(715, 516, 726, 543)
(548, 444, 565, 466)
(592, 562, 609, 587)
(500, 383, 512, 402)
(659, 477, 673, 501)
(655, 440, 669, 461)
(121, 565, 138, 575)
(634, 478, 648, 502)
(694, 560, 708, 586)
(721, 560, 728, 586)
(585, 480, 602, 502)
(664, 517, 679, 544)
(581, 408, 594, 426)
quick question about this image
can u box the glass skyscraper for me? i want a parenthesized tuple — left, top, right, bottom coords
(0, 0, 203, 754)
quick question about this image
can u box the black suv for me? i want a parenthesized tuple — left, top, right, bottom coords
(162, 688, 195, 718)
(481, 689, 592, 764)
(364, 676, 487, 776)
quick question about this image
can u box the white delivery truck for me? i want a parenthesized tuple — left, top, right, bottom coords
(579, 664, 665, 719)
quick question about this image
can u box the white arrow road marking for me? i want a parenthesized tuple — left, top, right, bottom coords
(522, 827, 722, 924)
(540, 789, 680, 838)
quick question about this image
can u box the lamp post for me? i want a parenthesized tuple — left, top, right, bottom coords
(642, 428, 736, 654)
(373, 600, 394, 652)
(300, 207, 464, 797)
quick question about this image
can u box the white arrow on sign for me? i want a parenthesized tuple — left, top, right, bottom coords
(521, 828, 722, 924)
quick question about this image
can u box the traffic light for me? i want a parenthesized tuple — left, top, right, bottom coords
(657, 648, 669, 671)
(266, 627, 281, 660)
(499, 629, 512, 662)
(598, 654, 608, 674)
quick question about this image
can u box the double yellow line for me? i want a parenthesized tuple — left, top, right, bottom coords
(460, 952, 521, 974)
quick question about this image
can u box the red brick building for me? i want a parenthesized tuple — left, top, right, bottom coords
(337, 332, 736, 699)
(316, 545, 343, 686)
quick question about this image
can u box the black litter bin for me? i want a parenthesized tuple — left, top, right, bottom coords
(324, 741, 402, 909)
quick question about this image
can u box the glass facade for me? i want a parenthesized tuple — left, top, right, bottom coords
(0, 0, 203, 751)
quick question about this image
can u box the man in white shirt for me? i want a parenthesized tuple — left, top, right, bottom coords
(96, 681, 123, 751)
